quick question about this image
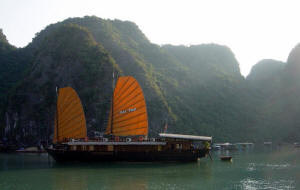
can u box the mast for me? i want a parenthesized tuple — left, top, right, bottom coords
(55, 86, 59, 143)
(110, 71, 115, 134)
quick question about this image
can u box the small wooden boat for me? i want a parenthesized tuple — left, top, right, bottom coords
(220, 156, 232, 161)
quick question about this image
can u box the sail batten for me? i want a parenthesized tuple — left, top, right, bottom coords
(114, 78, 135, 103)
(106, 76, 148, 136)
(113, 111, 147, 123)
(114, 85, 139, 106)
(113, 92, 143, 112)
(53, 87, 87, 143)
(113, 118, 148, 128)
(113, 113, 146, 123)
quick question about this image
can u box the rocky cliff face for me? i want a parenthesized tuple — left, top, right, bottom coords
(1, 16, 300, 146)
(286, 44, 300, 79)
(244, 47, 300, 142)
(4, 24, 118, 145)
(247, 59, 285, 82)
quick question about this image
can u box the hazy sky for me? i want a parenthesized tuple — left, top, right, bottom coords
(1, 0, 300, 76)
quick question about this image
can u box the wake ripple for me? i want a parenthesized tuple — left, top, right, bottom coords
(239, 178, 295, 190)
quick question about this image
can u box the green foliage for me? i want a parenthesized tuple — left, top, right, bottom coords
(0, 29, 10, 44)
(1, 23, 120, 144)
(247, 59, 285, 81)
(1, 16, 300, 145)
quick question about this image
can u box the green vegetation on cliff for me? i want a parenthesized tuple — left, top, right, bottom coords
(0, 17, 300, 145)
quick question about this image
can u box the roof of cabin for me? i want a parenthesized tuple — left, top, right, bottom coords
(159, 133, 212, 141)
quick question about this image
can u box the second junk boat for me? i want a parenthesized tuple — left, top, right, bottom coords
(47, 76, 212, 162)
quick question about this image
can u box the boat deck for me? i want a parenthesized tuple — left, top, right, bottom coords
(64, 141, 166, 146)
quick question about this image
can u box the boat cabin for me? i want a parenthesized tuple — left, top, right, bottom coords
(159, 133, 212, 151)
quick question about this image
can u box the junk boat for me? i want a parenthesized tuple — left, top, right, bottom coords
(47, 76, 212, 162)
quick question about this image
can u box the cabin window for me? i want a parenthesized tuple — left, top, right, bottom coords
(70, 145, 77, 151)
(157, 145, 162, 151)
(107, 145, 114, 151)
(89, 145, 94, 151)
(176, 144, 182, 149)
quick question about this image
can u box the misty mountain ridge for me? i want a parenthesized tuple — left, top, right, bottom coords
(0, 16, 300, 146)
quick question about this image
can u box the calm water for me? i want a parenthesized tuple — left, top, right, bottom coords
(0, 146, 299, 190)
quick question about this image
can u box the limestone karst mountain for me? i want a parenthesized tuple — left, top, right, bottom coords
(0, 17, 299, 145)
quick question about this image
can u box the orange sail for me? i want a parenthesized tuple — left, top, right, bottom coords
(106, 76, 148, 136)
(53, 87, 87, 143)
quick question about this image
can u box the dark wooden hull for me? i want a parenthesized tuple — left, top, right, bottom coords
(47, 148, 208, 162)
(0, 145, 18, 153)
(220, 156, 232, 161)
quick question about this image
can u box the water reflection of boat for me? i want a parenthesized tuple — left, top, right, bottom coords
(47, 76, 212, 162)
